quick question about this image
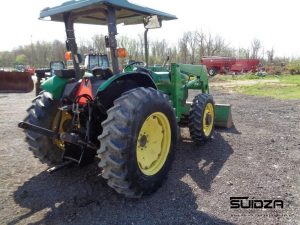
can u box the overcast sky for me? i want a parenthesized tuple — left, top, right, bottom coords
(1, 0, 299, 58)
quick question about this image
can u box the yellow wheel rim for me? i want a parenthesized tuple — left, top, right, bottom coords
(203, 103, 214, 137)
(52, 111, 72, 150)
(136, 112, 171, 176)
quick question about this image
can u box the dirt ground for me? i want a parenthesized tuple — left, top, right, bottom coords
(0, 83, 299, 225)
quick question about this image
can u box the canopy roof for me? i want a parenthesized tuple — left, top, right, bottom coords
(40, 0, 177, 25)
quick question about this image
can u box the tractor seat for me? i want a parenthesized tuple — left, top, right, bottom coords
(55, 69, 86, 78)
(92, 67, 113, 80)
(55, 69, 76, 78)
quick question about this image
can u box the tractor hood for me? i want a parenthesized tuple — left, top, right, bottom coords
(40, 0, 177, 25)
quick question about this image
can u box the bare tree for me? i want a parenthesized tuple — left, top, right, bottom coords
(50, 40, 65, 61)
(196, 30, 206, 60)
(266, 48, 274, 63)
(186, 31, 198, 63)
(149, 39, 168, 64)
(205, 33, 214, 56)
(212, 35, 226, 56)
(250, 38, 261, 59)
(237, 48, 250, 59)
(178, 33, 189, 63)
(92, 35, 107, 54)
(0, 29, 280, 69)
(0, 51, 14, 67)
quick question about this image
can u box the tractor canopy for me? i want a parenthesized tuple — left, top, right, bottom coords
(40, 0, 177, 25)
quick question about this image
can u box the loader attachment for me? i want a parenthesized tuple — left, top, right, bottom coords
(214, 104, 233, 128)
(0, 71, 34, 93)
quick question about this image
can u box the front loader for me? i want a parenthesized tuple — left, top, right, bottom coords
(19, 0, 231, 198)
(0, 71, 33, 93)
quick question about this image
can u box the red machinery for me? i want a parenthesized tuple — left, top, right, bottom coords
(25, 67, 35, 75)
(201, 57, 236, 76)
(0, 71, 34, 93)
(200, 57, 260, 76)
(231, 59, 260, 74)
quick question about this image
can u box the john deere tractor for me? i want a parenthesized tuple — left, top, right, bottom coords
(35, 52, 110, 95)
(19, 0, 222, 198)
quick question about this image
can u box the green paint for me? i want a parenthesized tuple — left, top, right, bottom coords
(214, 104, 233, 128)
(215, 104, 230, 122)
(97, 72, 157, 92)
(151, 71, 171, 94)
(147, 65, 169, 72)
(41, 75, 68, 100)
(98, 63, 210, 122)
(168, 63, 209, 121)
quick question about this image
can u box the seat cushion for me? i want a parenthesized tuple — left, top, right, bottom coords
(54, 69, 76, 78)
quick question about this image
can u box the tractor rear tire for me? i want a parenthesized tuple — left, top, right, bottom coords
(24, 92, 63, 165)
(189, 93, 215, 144)
(98, 87, 177, 198)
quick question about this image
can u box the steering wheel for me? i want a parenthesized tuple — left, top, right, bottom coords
(124, 61, 146, 71)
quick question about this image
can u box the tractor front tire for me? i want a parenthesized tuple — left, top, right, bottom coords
(24, 92, 63, 164)
(98, 87, 177, 198)
(189, 93, 215, 144)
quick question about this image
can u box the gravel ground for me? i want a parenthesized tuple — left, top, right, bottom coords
(0, 85, 299, 225)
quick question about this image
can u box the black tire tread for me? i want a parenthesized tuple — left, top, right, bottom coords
(188, 93, 215, 144)
(98, 87, 176, 198)
(24, 92, 63, 165)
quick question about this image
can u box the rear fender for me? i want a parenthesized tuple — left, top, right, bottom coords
(96, 72, 156, 110)
(97, 71, 156, 92)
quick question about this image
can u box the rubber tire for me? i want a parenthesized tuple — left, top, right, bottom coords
(24, 92, 63, 165)
(98, 87, 177, 198)
(188, 93, 215, 144)
(208, 68, 217, 76)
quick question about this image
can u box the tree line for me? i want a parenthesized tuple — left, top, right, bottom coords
(0, 30, 292, 68)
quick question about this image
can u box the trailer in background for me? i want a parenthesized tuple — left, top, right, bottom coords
(231, 59, 260, 74)
(201, 57, 236, 76)
(200, 56, 260, 76)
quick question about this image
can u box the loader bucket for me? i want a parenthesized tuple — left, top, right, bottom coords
(214, 104, 233, 128)
(0, 71, 34, 93)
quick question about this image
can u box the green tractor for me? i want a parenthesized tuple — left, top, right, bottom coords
(19, 0, 229, 198)
(35, 52, 110, 95)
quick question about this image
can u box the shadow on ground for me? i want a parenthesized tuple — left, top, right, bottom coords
(216, 125, 241, 135)
(11, 131, 234, 225)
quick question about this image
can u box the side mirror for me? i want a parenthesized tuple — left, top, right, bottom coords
(144, 15, 162, 29)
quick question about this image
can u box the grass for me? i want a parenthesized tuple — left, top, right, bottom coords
(220, 74, 300, 100)
(236, 84, 300, 100)
(218, 73, 278, 81)
(280, 75, 300, 85)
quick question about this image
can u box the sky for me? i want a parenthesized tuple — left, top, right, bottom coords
(0, 0, 300, 58)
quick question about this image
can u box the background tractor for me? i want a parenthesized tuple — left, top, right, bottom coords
(19, 0, 230, 198)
